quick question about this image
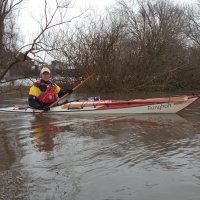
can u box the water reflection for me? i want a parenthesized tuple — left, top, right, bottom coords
(30, 116, 73, 152)
(98, 114, 188, 128)
(1, 112, 200, 200)
(49, 113, 199, 171)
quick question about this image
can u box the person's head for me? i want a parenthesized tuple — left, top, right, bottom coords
(40, 67, 51, 81)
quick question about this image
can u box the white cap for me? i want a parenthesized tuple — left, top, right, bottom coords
(40, 67, 51, 74)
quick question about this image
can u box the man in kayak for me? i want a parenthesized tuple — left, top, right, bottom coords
(28, 67, 73, 111)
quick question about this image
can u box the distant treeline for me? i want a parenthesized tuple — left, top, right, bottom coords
(1, 0, 200, 92)
(55, 0, 200, 92)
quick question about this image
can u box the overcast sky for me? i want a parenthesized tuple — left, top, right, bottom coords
(19, 0, 115, 34)
(19, 0, 197, 41)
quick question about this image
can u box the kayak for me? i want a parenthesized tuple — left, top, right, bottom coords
(0, 94, 199, 114)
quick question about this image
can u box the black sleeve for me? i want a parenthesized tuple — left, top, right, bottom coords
(58, 88, 73, 98)
(28, 95, 44, 110)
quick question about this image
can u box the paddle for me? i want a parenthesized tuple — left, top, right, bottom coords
(39, 72, 95, 114)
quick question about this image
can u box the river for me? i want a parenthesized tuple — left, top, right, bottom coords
(0, 92, 200, 200)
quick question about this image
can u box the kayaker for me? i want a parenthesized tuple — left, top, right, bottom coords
(28, 67, 73, 111)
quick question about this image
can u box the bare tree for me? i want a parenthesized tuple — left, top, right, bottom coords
(114, 0, 189, 90)
(186, 0, 200, 46)
(0, 0, 84, 82)
(2, 0, 199, 92)
(0, 0, 22, 48)
(52, 12, 125, 91)
(182, 0, 200, 88)
(51, 0, 193, 92)
(0, 0, 23, 78)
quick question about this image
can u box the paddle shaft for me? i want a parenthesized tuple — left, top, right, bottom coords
(39, 72, 95, 114)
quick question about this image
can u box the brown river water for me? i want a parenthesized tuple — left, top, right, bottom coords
(0, 92, 200, 200)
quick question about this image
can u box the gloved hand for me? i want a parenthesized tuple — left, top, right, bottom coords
(42, 105, 50, 111)
(66, 89, 73, 94)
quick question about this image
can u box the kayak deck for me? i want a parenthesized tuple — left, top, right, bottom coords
(0, 94, 199, 114)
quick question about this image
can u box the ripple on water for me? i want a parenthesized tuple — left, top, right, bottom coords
(1, 110, 200, 200)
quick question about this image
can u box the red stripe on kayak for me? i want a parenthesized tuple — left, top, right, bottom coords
(96, 102, 154, 110)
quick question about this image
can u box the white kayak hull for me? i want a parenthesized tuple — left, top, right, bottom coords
(0, 95, 199, 114)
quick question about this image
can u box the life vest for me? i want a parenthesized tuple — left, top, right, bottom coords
(36, 80, 58, 104)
